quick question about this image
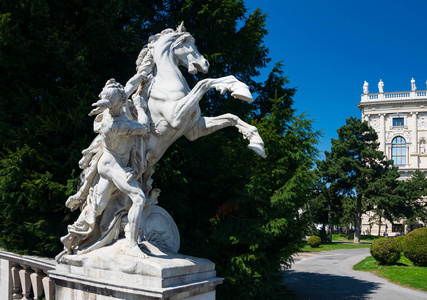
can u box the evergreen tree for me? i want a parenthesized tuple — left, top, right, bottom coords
(314, 156, 344, 242)
(397, 170, 427, 225)
(363, 162, 401, 235)
(0, 1, 321, 298)
(325, 117, 398, 243)
(0, 0, 179, 256)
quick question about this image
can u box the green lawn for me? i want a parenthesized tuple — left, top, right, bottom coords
(353, 255, 427, 292)
(299, 233, 376, 252)
(300, 241, 371, 252)
(332, 233, 380, 242)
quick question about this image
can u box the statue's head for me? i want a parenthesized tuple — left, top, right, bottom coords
(99, 79, 126, 104)
(89, 79, 126, 116)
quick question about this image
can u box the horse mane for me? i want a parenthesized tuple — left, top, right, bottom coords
(135, 27, 194, 77)
(133, 25, 193, 102)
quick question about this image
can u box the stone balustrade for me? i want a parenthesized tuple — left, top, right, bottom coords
(361, 90, 427, 102)
(0, 249, 55, 300)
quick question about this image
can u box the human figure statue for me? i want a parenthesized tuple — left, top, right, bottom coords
(411, 78, 417, 91)
(363, 81, 369, 94)
(60, 79, 150, 258)
(420, 140, 426, 154)
(378, 79, 384, 93)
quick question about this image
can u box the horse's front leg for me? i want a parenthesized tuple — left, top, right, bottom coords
(185, 114, 266, 158)
(211, 76, 253, 103)
(170, 76, 252, 129)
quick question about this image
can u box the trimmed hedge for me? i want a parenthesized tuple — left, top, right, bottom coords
(403, 227, 427, 267)
(308, 235, 321, 248)
(394, 235, 406, 252)
(370, 238, 401, 265)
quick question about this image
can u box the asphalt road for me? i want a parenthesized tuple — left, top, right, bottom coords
(283, 248, 427, 300)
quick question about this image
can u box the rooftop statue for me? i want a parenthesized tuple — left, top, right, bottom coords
(411, 77, 417, 91)
(363, 81, 369, 94)
(378, 79, 384, 93)
(57, 23, 265, 261)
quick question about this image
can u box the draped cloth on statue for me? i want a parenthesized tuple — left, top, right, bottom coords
(60, 111, 147, 255)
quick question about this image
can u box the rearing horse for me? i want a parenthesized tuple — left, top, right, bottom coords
(125, 24, 265, 198)
(59, 24, 266, 258)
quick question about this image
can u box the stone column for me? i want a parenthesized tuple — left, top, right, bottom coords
(411, 112, 418, 168)
(379, 114, 386, 154)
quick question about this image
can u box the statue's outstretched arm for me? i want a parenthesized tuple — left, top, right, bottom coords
(125, 73, 143, 98)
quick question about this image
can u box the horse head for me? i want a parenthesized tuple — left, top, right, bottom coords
(171, 25, 209, 75)
(136, 23, 209, 81)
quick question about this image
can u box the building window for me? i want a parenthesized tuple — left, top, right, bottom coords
(392, 137, 406, 165)
(393, 117, 404, 126)
(392, 224, 404, 233)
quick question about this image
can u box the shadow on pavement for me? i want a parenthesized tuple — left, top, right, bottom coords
(283, 270, 381, 300)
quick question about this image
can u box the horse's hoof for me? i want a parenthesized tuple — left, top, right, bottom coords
(231, 83, 253, 102)
(248, 140, 266, 158)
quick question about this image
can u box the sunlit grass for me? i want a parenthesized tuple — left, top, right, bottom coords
(299, 233, 376, 252)
(353, 255, 427, 292)
(300, 241, 371, 252)
(332, 233, 380, 242)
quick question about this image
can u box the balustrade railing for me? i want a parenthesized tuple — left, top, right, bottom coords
(384, 92, 410, 99)
(361, 90, 427, 102)
(0, 249, 55, 300)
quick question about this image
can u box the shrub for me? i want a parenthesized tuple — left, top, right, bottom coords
(394, 235, 406, 252)
(308, 235, 321, 248)
(403, 227, 427, 267)
(370, 238, 401, 265)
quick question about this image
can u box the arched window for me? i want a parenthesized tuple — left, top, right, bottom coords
(391, 136, 406, 165)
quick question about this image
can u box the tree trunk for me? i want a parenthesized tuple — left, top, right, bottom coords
(354, 194, 362, 243)
(378, 216, 382, 237)
(307, 202, 314, 227)
(328, 200, 332, 243)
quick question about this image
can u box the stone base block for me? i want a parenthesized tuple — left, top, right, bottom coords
(49, 240, 223, 299)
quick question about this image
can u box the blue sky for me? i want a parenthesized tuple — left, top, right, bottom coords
(243, 0, 427, 155)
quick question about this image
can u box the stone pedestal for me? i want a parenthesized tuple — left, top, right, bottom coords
(49, 240, 223, 299)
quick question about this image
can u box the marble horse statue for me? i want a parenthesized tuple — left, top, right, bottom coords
(58, 23, 265, 260)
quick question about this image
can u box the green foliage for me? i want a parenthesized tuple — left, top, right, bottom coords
(318, 226, 328, 243)
(307, 236, 321, 248)
(197, 95, 320, 299)
(403, 227, 427, 267)
(0, 0, 173, 255)
(315, 117, 400, 243)
(313, 158, 344, 243)
(354, 255, 427, 292)
(370, 238, 401, 265)
(396, 170, 427, 224)
(0, 1, 321, 298)
(394, 235, 406, 252)
(0, 145, 73, 255)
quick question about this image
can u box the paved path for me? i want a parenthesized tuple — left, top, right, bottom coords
(283, 248, 427, 300)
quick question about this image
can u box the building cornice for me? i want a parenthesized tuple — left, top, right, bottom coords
(358, 98, 427, 109)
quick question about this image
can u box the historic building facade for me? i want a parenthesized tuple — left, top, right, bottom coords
(358, 78, 427, 236)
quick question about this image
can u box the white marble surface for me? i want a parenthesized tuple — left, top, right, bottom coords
(59, 25, 264, 282)
(52, 239, 222, 299)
